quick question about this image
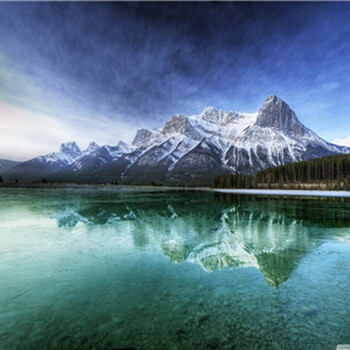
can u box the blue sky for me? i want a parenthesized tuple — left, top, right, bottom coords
(1, 2, 350, 160)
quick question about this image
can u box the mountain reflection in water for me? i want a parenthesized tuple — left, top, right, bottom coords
(48, 191, 350, 288)
(2, 188, 350, 350)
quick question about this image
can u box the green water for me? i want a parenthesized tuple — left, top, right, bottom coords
(1, 187, 350, 350)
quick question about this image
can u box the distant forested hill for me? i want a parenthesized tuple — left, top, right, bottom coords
(212, 153, 350, 190)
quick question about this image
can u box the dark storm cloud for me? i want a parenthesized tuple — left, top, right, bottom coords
(1, 2, 350, 136)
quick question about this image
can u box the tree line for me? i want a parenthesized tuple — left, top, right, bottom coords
(212, 173, 254, 189)
(212, 153, 350, 190)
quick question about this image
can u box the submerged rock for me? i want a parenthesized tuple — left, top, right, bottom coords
(206, 334, 220, 348)
(271, 341, 282, 350)
(221, 345, 232, 350)
(111, 317, 124, 326)
(300, 305, 318, 317)
(195, 312, 209, 325)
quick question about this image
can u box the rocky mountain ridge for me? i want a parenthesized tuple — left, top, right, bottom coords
(2, 95, 349, 185)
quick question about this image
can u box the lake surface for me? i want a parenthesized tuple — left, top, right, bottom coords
(1, 187, 350, 349)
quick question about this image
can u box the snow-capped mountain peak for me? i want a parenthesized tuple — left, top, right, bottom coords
(256, 95, 307, 136)
(132, 128, 153, 147)
(199, 107, 218, 122)
(59, 141, 81, 156)
(49, 141, 83, 165)
(162, 114, 188, 134)
(262, 94, 278, 106)
(3, 95, 349, 184)
(85, 141, 100, 153)
(116, 140, 135, 153)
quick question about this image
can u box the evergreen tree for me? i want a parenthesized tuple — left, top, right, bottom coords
(212, 153, 350, 190)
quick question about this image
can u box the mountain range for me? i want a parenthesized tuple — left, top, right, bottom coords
(2, 95, 349, 185)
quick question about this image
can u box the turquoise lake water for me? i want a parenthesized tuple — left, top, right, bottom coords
(0, 187, 350, 349)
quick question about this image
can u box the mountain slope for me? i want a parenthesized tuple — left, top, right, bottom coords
(3, 142, 86, 181)
(120, 95, 349, 184)
(3, 95, 349, 184)
(0, 159, 19, 174)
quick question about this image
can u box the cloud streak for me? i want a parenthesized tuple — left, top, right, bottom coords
(0, 102, 134, 161)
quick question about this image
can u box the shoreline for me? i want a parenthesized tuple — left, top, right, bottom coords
(209, 188, 350, 198)
(1, 183, 350, 197)
(0, 183, 201, 192)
